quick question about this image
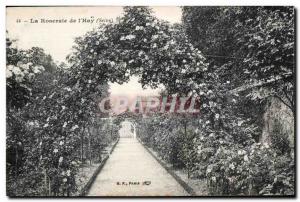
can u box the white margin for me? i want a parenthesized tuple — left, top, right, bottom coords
(1, 0, 299, 201)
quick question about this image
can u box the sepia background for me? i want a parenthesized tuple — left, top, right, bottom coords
(6, 6, 295, 197)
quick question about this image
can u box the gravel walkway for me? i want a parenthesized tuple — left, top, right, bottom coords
(87, 138, 189, 196)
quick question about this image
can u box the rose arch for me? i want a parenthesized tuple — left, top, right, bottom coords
(66, 6, 222, 135)
(63, 8, 236, 191)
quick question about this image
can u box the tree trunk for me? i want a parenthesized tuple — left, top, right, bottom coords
(80, 131, 84, 164)
(88, 128, 92, 165)
(48, 175, 51, 196)
(110, 124, 113, 142)
(15, 145, 18, 178)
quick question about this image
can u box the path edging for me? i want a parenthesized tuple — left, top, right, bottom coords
(79, 137, 120, 196)
(138, 138, 197, 196)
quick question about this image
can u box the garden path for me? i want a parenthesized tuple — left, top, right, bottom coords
(87, 137, 189, 196)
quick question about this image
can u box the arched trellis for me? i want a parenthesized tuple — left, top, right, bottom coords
(111, 110, 144, 139)
(68, 6, 223, 142)
(68, 6, 209, 95)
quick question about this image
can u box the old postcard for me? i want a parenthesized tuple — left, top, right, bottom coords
(6, 6, 295, 197)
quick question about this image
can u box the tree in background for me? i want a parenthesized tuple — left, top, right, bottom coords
(182, 6, 295, 116)
(6, 33, 115, 196)
(181, 6, 294, 195)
